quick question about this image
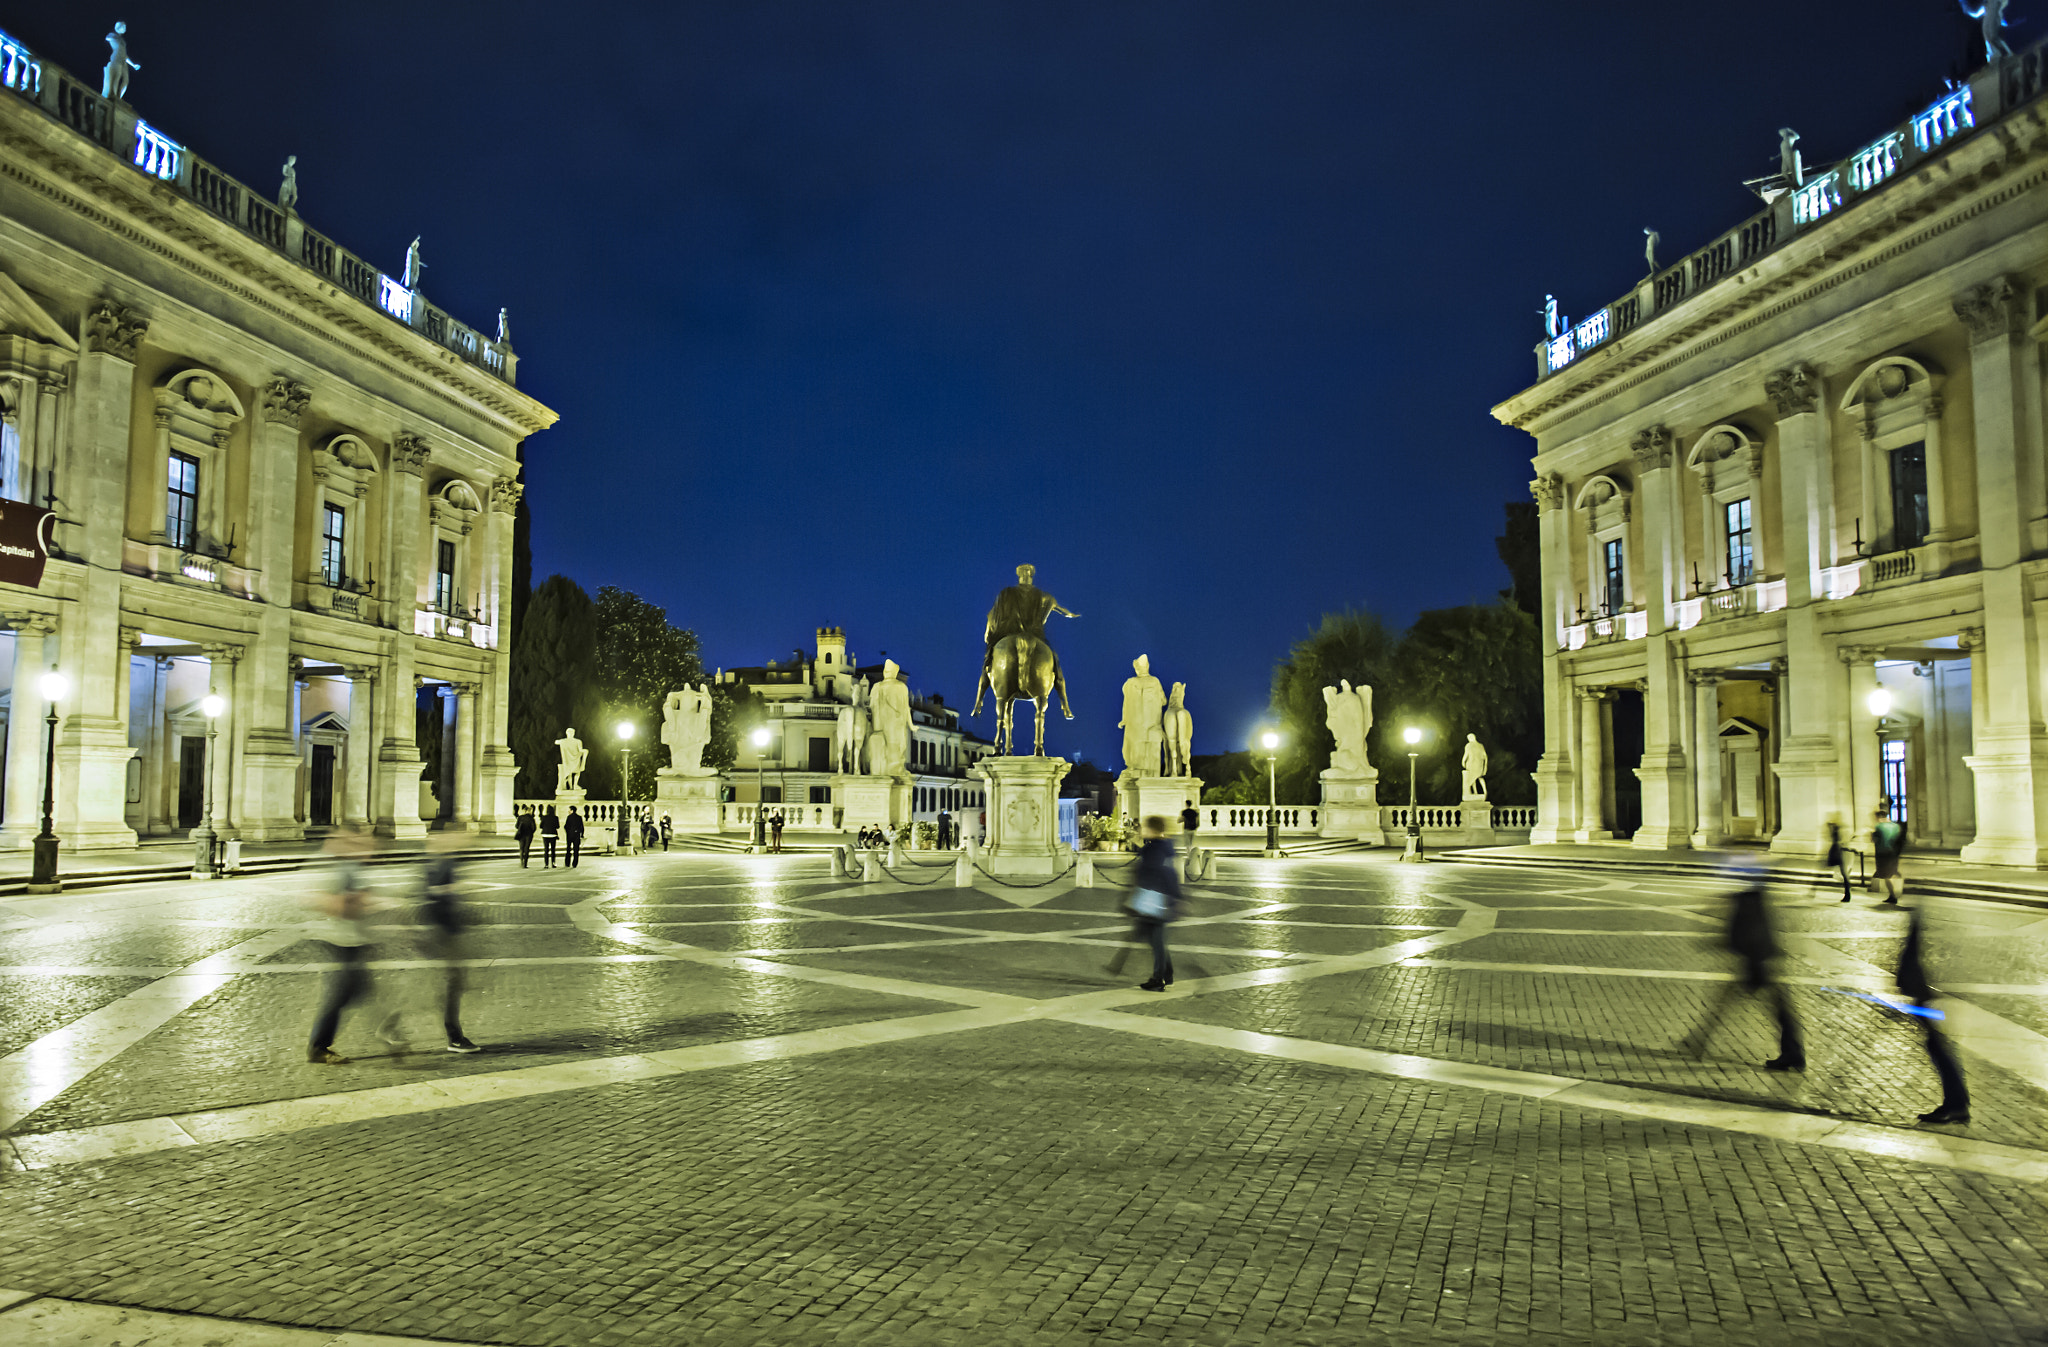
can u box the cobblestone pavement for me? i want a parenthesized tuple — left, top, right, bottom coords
(1, 850, 2044, 1345)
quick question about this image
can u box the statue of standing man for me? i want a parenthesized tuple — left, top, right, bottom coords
(1461, 734, 1490, 798)
(555, 727, 589, 794)
(1323, 680, 1373, 776)
(660, 685, 715, 776)
(1119, 655, 1166, 777)
(868, 660, 912, 777)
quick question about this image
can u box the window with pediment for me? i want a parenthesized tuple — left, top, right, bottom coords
(307, 433, 379, 593)
(1841, 356, 1947, 555)
(1686, 424, 1764, 589)
(148, 370, 244, 559)
(427, 479, 482, 617)
(1573, 474, 1633, 615)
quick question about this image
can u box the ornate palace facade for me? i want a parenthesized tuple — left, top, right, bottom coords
(0, 28, 556, 847)
(1494, 39, 2048, 865)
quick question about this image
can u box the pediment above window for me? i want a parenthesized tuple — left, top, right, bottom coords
(1841, 356, 1942, 440)
(1686, 423, 1763, 492)
(1573, 473, 1631, 532)
(153, 368, 244, 443)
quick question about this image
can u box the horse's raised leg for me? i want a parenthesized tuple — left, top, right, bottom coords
(1034, 696, 1048, 756)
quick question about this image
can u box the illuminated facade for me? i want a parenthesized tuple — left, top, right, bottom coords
(1494, 41, 2048, 865)
(0, 30, 556, 847)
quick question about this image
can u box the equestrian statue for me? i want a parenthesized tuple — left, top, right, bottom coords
(973, 563, 1076, 755)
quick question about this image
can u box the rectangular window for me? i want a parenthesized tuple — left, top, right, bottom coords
(1724, 498, 1754, 585)
(1891, 444, 1930, 550)
(808, 785, 831, 804)
(320, 503, 346, 586)
(166, 451, 199, 550)
(1602, 539, 1625, 614)
(433, 539, 456, 612)
(759, 785, 782, 805)
(1881, 740, 1908, 823)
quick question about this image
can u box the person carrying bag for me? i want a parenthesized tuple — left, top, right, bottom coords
(1127, 815, 1183, 991)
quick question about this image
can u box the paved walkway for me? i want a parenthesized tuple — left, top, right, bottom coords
(0, 851, 2043, 1343)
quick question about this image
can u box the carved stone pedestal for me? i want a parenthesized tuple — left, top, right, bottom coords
(980, 756, 1072, 878)
(1461, 794, 1495, 845)
(1117, 772, 1202, 829)
(654, 772, 721, 833)
(836, 774, 908, 829)
(1319, 770, 1385, 845)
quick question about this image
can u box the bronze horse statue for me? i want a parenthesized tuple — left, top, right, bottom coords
(978, 633, 1059, 756)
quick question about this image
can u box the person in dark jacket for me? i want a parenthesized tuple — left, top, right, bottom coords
(514, 808, 536, 868)
(1872, 804, 1905, 904)
(414, 831, 481, 1053)
(1130, 815, 1185, 992)
(659, 813, 672, 851)
(563, 806, 585, 867)
(539, 807, 560, 868)
(1899, 903, 1968, 1124)
(1823, 816, 1852, 901)
(1679, 856, 1804, 1070)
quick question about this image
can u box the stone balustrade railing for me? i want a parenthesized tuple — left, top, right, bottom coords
(0, 28, 516, 385)
(1192, 805, 1321, 833)
(1533, 49, 2016, 381)
(513, 800, 651, 829)
(1383, 804, 1538, 831)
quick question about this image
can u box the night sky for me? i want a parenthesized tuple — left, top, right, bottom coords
(13, 2, 1990, 764)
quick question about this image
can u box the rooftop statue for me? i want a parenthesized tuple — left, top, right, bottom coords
(279, 155, 299, 213)
(403, 236, 425, 290)
(1541, 295, 1561, 340)
(973, 563, 1076, 755)
(1778, 128, 1804, 189)
(1644, 228, 1660, 274)
(101, 21, 138, 101)
(497, 307, 512, 345)
(1962, 1, 2014, 61)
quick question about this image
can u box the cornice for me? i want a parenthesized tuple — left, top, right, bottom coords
(0, 116, 557, 440)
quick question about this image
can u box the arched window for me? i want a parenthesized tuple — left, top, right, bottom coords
(1841, 356, 1946, 557)
(1573, 473, 1633, 616)
(1686, 424, 1764, 588)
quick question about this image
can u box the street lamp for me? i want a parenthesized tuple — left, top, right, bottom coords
(1867, 687, 1893, 820)
(192, 693, 225, 878)
(27, 670, 66, 892)
(751, 725, 771, 852)
(1401, 726, 1424, 863)
(616, 721, 636, 850)
(1260, 730, 1281, 856)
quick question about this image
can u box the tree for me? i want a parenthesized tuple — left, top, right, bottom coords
(509, 574, 597, 799)
(1266, 608, 1399, 804)
(1384, 602, 1541, 804)
(1496, 499, 1540, 616)
(587, 586, 710, 801)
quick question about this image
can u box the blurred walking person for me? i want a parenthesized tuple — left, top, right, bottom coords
(419, 831, 482, 1053)
(514, 808, 535, 868)
(1680, 856, 1804, 1071)
(1899, 902, 1968, 1125)
(1823, 816, 1852, 901)
(539, 807, 560, 868)
(306, 827, 378, 1065)
(1873, 804, 1905, 904)
(1130, 815, 1183, 992)
(564, 806, 584, 867)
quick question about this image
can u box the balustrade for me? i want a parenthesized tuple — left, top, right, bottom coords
(377, 276, 414, 322)
(190, 162, 241, 223)
(1196, 805, 1321, 833)
(1913, 87, 1974, 151)
(1872, 550, 1917, 583)
(338, 253, 378, 302)
(0, 29, 38, 96)
(131, 120, 181, 181)
(55, 75, 110, 146)
(1848, 132, 1904, 191)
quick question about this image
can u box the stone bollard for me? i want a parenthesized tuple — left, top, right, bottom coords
(954, 851, 972, 886)
(862, 850, 883, 882)
(888, 840, 903, 868)
(830, 845, 848, 878)
(1076, 852, 1095, 887)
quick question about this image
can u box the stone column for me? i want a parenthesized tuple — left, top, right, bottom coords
(140, 656, 168, 836)
(1529, 473, 1578, 843)
(1955, 279, 2048, 865)
(376, 436, 429, 839)
(0, 618, 54, 847)
(233, 378, 310, 841)
(451, 681, 478, 829)
(1573, 686, 1613, 842)
(1763, 364, 1840, 855)
(203, 645, 241, 836)
(477, 477, 522, 832)
(1629, 428, 1690, 849)
(1840, 648, 1884, 834)
(1689, 673, 1723, 848)
(343, 668, 375, 830)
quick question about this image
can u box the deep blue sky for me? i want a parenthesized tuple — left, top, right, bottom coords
(15, 2, 1989, 764)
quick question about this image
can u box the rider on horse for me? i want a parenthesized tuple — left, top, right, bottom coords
(974, 564, 1076, 719)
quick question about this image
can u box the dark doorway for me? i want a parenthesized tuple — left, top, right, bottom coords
(310, 743, 335, 827)
(808, 736, 831, 772)
(1611, 689, 1645, 839)
(178, 737, 205, 829)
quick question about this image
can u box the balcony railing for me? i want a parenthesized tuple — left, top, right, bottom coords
(0, 29, 518, 386)
(1533, 57, 2015, 380)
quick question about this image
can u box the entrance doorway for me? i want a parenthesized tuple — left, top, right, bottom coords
(178, 737, 205, 829)
(1611, 689, 1645, 839)
(310, 743, 335, 826)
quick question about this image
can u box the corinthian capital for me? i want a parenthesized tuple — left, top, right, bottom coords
(1954, 275, 2025, 341)
(488, 475, 523, 514)
(391, 433, 429, 475)
(84, 301, 147, 361)
(1764, 363, 1819, 417)
(1628, 425, 1672, 472)
(260, 377, 311, 428)
(1529, 472, 1564, 512)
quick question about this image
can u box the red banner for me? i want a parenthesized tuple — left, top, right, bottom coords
(0, 500, 55, 589)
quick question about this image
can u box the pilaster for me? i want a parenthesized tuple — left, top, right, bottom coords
(1530, 473, 1578, 843)
(1573, 686, 1613, 842)
(238, 378, 311, 841)
(1689, 672, 1723, 847)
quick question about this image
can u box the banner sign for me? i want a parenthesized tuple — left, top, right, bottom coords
(0, 500, 55, 589)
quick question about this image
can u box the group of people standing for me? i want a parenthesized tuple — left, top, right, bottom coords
(511, 805, 585, 868)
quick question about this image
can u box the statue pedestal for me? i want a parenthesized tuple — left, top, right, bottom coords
(654, 772, 721, 833)
(1117, 772, 1203, 829)
(1461, 795, 1495, 845)
(980, 756, 1072, 878)
(837, 774, 908, 829)
(553, 788, 587, 810)
(1319, 770, 1385, 845)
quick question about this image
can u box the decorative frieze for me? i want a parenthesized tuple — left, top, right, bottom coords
(391, 433, 429, 475)
(1629, 425, 1673, 471)
(1953, 275, 2025, 341)
(259, 377, 311, 428)
(83, 300, 147, 361)
(1764, 363, 1820, 417)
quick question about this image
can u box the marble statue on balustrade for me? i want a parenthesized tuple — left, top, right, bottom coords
(1163, 683, 1193, 778)
(554, 727, 588, 794)
(837, 677, 872, 774)
(867, 661, 911, 777)
(1643, 228, 1659, 274)
(497, 308, 512, 345)
(1119, 655, 1166, 776)
(1778, 128, 1804, 189)
(102, 21, 138, 101)
(403, 237, 426, 290)
(1461, 734, 1489, 799)
(1541, 295, 1561, 340)
(1962, 1, 2013, 61)
(279, 156, 299, 214)
(660, 685, 716, 777)
(1322, 680, 1373, 776)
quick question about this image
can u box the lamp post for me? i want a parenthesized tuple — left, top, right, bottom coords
(1260, 730, 1281, 856)
(192, 693, 225, 878)
(751, 725, 770, 852)
(1401, 726, 1424, 862)
(1867, 687, 1893, 821)
(616, 721, 636, 851)
(28, 670, 66, 892)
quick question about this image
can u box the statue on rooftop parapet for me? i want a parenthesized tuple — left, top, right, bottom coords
(1778, 128, 1804, 190)
(403, 237, 425, 289)
(1961, 1, 2014, 61)
(279, 156, 299, 213)
(497, 308, 511, 345)
(1541, 295, 1561, 340)
(1644, 228, 1660, 274)
(102, 21, 138, 101)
